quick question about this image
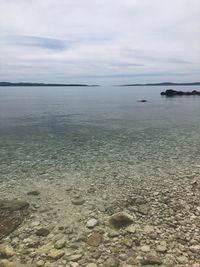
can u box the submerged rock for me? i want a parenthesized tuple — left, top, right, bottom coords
(109, 212, 134, 229)
(36, 227, 50, 237)
(71, 198, 85, 205)
(86, 232, 102, 247)
(104, 256, 120, 267)
(0, 200, 29, 240)
(140, 254, 162, 265)
(47, 249, 65, 260)
(86, 218, 98, 228)
(27, 190, 40, 196)
(0, 245, 14, 259)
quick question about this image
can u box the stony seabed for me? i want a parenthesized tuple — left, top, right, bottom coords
(0, 164, 200, 267)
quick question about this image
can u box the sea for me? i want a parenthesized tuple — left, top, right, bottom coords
(0, 85, 200, 181)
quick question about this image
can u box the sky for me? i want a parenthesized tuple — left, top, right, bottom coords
(0, 0, 199, 85)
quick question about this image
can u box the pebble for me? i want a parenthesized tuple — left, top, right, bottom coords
(177, 255, 188, 264)
(87, 232, 102, 247)
(86, 218, 98, 228)
(36, 227, 50, 237)
(36, 260, 45, 266)
(104, 256, 120, 267)
(47, 249, 65, 260)
(125, 225, 136, 233)
(140, 254, 162, 265)
(86, 264, 98, 267)
(140, 245, 151, 252)
(156, 245, 167, 253)
(190, 245, 200, 253)
(54, 238, 66, 249)
(71, 198, 85, 205)
(0, 246, 14, 259)
(119, 253, 128, 261)
(69, 254, 83, 261)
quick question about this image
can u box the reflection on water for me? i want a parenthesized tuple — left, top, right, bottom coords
(1, 85, 200, 177)
(0, 86, 200, 266)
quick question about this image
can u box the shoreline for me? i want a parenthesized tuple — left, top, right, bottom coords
(1, 166, 200, 267)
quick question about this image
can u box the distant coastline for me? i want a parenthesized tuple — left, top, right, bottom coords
(120, 82, 200, 86)
(0, 82, 99, 87)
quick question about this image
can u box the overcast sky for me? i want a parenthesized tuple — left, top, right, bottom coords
(0, 0, 199, 84)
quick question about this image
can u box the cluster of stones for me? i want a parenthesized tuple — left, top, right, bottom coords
(0, 173, 200, 267)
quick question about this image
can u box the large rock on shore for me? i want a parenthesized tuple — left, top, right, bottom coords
(0, 200, 29, 240)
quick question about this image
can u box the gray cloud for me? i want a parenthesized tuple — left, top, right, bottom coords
(0, 0, 199, 84)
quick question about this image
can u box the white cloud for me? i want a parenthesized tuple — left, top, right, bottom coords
(0, 0, 199, 84)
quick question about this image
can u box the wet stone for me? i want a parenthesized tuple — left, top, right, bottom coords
(71, 198, 85, 205)
(137, 204, 150, 215)
(86, 218, 98, 228)
(140, 245, 151, 252)
(156, 245, 167, 253)
(86, 232, 102, 247)
(140, 254, 162, 265)
(104, 256, 120, 267)
(35, 227, 50, 237)
(54, 238, 66, 249)
(109, 212, 134, 229)
(27, 190, 40, 196)
(69, 254, 82, 261)
(47, 249, 65, 260)
(0, 200, 29, 240)
(0, 246, 14, 259)
(36, 260, 45, 266)
(86, 264, 97, 267)
(177, 255, 188, 264)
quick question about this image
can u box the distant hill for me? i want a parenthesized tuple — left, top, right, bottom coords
(0, 82, 99, 87)
(121, 82, 200, 86)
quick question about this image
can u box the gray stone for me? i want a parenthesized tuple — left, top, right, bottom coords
(137, 204, 150, 215)
(71, 198, 85, 205)
(36, 260, 45, 266)
(140, 254, 162, 265)
(0, 246, 14, 259)
(104, 256, 120, 267)
(140, 245, 151, 252)
(86, 264, 97, 267)
(54, 238, 66, 249)
(36, 227, 50, 237)
(47, 249, 65, 260)
(177, 256, 188, 264)
(69, 254, 82, 261)
(86, 218, 98, 228)
(156, 245, 167, 253)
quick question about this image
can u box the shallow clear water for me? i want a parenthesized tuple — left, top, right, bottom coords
(0, 85, 200, 180)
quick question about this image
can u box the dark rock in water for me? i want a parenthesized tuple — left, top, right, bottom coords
(36, 227, 50, 237)
(137, 100, 147, 102)
(109, 212, 134, 229)
(140, 254, 162, 265)
(0, 200, 29, 240)
(27, 190, 40, 196)
(161, 89, 200, 96)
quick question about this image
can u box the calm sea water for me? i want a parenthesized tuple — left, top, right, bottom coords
(0, 85, 200, 179)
